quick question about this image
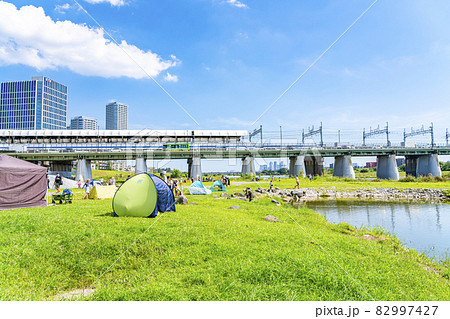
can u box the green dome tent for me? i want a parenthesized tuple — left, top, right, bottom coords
(112, 173, 176, 217)
(210, 180, 226, 192)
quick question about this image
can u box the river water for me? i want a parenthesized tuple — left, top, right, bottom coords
(306, 200, 450, 261)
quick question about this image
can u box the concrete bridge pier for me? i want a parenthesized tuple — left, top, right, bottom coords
(188, 156, 202, 179)
(135, 158, 147, 175)
(304, 156, 324, 176)
(333, 156, 355, 179)
(406, 154, 442, 177)
(417, 154, 442, 177)
(241, 156, 255, 176)
(75, 159, 92, 182)
(376, 155, 399, 180)
(49, 161, 73, 179)
(289, 156, 306, 177)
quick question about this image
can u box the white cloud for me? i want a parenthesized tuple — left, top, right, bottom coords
(55, 3, 71, 14)
(223, 0, 248, 9)
(164, 72, 179, 83)
(0, 1, 178, 79)
(84, 0, 127, 6)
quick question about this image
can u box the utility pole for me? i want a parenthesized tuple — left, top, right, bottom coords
(431, 122, 434, 147)
(363, 128, 365, 146)
(302, 123, 323, 147)
(338, 130, 341, 145)
(280, 126, 283, 148)
(260, 124, 263, 147)
(386, 122, 390, 147)
(363, 123, 389, 147)
(404, 123, 434, 147)
(320, 122, 323, 147)
(447, 128, 449, 146)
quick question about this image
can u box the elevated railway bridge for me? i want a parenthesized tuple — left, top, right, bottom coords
(1, 128, 447, 181)
(4, 146, 449, 182)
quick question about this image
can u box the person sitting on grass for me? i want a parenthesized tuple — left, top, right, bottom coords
(83, 179, 91, 200)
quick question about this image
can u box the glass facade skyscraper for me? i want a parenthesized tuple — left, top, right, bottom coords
(106, 102, 128, 130)
(0, 76, 67, 130)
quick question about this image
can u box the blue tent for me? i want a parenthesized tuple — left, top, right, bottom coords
(148, 174, 176, 218)
(189, 180, 212, 195)
(210, 180, 226, 192)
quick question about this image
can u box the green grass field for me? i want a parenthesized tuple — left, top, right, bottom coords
(0, 186, 448, 301)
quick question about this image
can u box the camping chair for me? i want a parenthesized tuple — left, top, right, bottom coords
(52, 189, 73, 204)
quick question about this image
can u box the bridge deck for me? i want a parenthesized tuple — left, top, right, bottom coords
(5, 147, 450, 161)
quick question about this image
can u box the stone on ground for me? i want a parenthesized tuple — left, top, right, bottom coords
(228, 206, 241, 209)
(175, 195, 188, 205)
(265, 215, 282, 222)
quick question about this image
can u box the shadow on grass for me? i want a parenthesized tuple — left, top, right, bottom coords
(96, 212, 118, 217)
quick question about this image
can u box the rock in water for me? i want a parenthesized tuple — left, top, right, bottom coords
(228, 206, 241, 209)
(265, 215, 281, 222)
(175, 195, 188, 205)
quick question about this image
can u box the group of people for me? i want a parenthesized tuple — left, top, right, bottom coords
(220, 176, 231, 186)
(161, 173, 184, 196)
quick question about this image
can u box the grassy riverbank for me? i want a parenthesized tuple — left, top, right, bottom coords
(221, 176, 450, 193)
(0, 189, 448, 300)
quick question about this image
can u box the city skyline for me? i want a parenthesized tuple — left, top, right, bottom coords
(1, 1, 450, 137)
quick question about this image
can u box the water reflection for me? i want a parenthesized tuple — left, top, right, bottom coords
(306, 200, 450, 261)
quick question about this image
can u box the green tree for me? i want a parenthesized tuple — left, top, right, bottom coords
(171, 169, 181, 178)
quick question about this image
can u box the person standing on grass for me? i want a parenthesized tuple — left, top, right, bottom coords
(77, 179, 82, 189)
(83, 179, 91, 200)
(295, 175, 300, 189)
(54, 173, 62, 192)
(269, 180, 273, 192)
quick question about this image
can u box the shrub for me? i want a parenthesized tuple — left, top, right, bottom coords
(399, 176, 416, 182)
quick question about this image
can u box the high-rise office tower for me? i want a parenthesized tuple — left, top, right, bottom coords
(0, 76, 67, 130)
(69, 116, 98, 130)
(105, 102, 128, 130)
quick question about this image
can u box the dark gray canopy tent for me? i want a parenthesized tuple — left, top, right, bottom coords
(0, 155, 47, 210)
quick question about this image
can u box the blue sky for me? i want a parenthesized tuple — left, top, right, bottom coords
(1, 0, 450, 149)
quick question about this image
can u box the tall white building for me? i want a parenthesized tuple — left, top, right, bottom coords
(70, 116, 98, 130)
(106, 102, 128, 130)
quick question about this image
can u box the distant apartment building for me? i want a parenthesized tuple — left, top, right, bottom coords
(366, 162, 377, 168)
(259, 164, 268, 171)
(110, 161, 128, 171)
(69, 116, 98, 130)
(0, 76, 68, 130)
(105, 102, 128, 130)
